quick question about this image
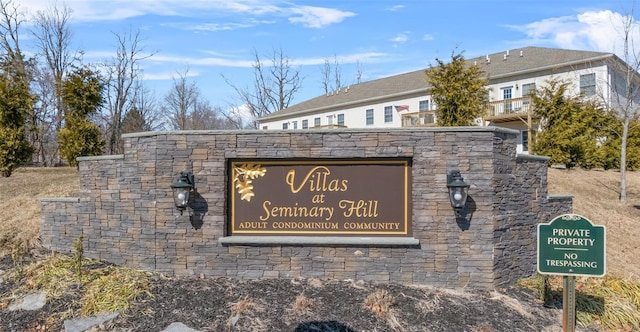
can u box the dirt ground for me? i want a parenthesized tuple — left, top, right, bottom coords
(0, 253, 603, 332)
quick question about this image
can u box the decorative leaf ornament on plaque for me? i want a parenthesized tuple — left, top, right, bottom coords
(233, 164, 267, 202)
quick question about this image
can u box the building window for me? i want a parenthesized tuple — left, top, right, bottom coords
(327, 115, 334, 125)
(337, 114, 344, 126)
(292, 121, 297, 129)
(314, 117, 321, 127)
(580, 73, 596, 96)
(365, 109, 374, 125)
(282, 123, 288, 129)
(384, 106, 393, 123)
(522, 83, 535, 111)
(522, 83, 536, 96)
(302, 119, 308, 129)
(502, 87, 512, 99)
(262, 126, 268, 130)
(419, 100, 429, 112)
(502, 87, 513, 113)
(522, 130, 529, 152)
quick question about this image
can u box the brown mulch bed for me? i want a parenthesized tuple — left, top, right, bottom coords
(0, 253, 599, 332)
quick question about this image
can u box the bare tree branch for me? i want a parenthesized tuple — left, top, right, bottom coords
(30, 2, 77, 165)
(223, 47, 303, 128)
(102, 28, 153, 154)
(0, 0, 23, 62)
(164, 69, 199, 130)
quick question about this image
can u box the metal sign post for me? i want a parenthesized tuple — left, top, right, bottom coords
(562, 276, 576, 332)
(537, 214, 606, 332)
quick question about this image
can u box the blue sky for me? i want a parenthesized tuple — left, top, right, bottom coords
(17, 0, 639, 112)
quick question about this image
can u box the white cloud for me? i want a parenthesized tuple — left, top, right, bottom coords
(391, 33, 409, 43)
(227, 103, 255, 125)
(576, 10, 638, 54)
(385, 5, 405, 12)
(288, 6, 356, 28)
(145, 51, 387, 69)
(142, 70, 200, 81)
(164, 21, 263, 32)
(292, 52, 388, 66)
(19, 0, 355, 29)
(149, 54, 255, 67)
(509, 10, 640, 58)
(422, 34, 435, 41)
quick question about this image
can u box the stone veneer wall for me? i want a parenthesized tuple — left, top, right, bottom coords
(41, 127, 572, 289)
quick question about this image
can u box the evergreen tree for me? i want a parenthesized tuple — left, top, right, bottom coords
(532, 79, 611, 168)
(426, 52, 488, 126)
(597, 120, 640, 170)
(58, 116, 104, 167)
(0, 58, 34, 177)
(122, 107, 151, 134)
(58, 66, 104, 167)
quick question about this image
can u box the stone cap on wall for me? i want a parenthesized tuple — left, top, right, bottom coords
(516, 154, 551, 162)
(121, 126, 521, 139)
(548, 194, 574, 200)
(77, 155, 124, 162)
(39, 197, 80, 203)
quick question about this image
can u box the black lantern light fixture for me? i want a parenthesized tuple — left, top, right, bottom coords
(171, 171, 195, 215)
(446, 170, 470, 216)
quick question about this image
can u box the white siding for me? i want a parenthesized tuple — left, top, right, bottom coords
(259, 60, 617, 137)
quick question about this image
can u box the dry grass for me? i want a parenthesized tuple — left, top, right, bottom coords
(0, 167, 78, 257)
(227, 296, 264, 329)
(547, 168, 640, 280)
(520, 273, 640, 330)
(289, 293, 315, 315)
(364, 289, 403, 331)
(80, 267, 152, 316)
(364, 289, 394, 318)
(576, 276, 640, 330)
(1, 254, 151, 317)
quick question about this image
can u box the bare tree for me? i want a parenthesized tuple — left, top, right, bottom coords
(29, 66, 58, 165)
(102, 28, 152, 154)
(605, 9, 640, 203)
(30, 3, 75, 129)
(130, 83, 164, 131)
(320, 54, 343, 94)
(190, 101, 232, 130)
(320, 57, 331, 94)
(355, 60, 363, 84)
(0, 0, 32, 91)
(223, 104, 252, 129)
(122, 83, 163, 134)
(263, 48, 303, 114)
(30, 2, 77, 165)
(224, 48, 303, 128)
(333, 55, 342, 91)
(164, 70, 199, 130)
(0, 0, 24, 67)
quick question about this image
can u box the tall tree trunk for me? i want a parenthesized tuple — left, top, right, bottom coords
(619, 119, 629, 202)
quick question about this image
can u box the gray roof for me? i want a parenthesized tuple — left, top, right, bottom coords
(260, 46, 613, 121)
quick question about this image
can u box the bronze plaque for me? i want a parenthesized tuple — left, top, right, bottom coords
(228, 159, 412, 236)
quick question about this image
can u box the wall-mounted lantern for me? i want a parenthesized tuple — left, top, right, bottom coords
(171, 171, 194, 215)
(446, 170, 470, 216)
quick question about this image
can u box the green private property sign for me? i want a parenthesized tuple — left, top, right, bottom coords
(537, 214, 606, 277)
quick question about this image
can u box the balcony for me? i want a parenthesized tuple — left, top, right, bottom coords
(401, 111, 437, 127)
(484, 97, 536, 123)
(401, 97, 538, 127)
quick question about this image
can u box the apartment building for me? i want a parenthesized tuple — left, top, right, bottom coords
(259, 46, 628, 153)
